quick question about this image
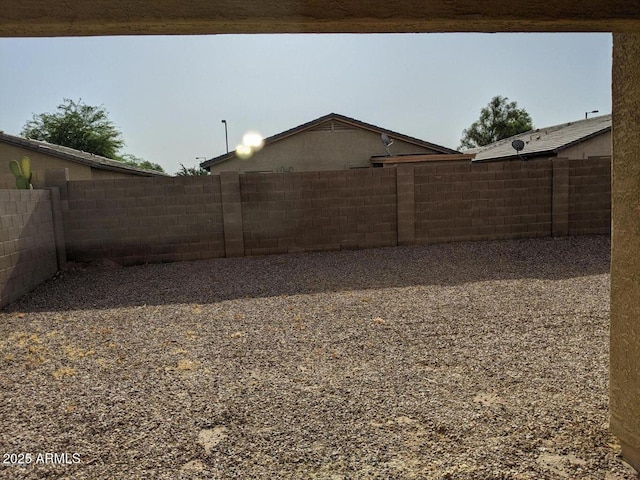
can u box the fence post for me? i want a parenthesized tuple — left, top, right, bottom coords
(397, 164, 416, 245)
(47, 187, 67, 270)
(44, 168, 70, 212)
(44, 168, 69, 268)
(552, 158, 569, 237)
(220, 171, 245, 257)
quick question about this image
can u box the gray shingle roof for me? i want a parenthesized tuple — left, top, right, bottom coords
(0, 132, 169, 176)
(468, 114, 611, 162)
(201, 113, 459, 169)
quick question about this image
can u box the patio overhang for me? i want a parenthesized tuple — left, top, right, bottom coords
(0, 1, 640, 37)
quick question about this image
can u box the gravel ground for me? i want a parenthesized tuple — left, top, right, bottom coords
(1, 235, 638, 479)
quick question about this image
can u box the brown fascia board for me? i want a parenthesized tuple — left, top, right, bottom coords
(371, 153, 476, 164)
(200, 150, 238, 169)
(472, 152, 552, 163)
(201, 113, 459, 169)
(0, 133, 168, 176)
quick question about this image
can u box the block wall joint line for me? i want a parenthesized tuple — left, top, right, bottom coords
(47, 186, 67, 270)
(220, 171, 245, 257)
(552, 158, 569, 237)
(396, 164, 415, 246)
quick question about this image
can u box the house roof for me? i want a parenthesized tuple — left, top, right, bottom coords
(0, 131, 169, 176)
(200, 112, 459, 169)
(468, 114, 612, 162)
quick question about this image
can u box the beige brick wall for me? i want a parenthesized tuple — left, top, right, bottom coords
(0, 189, 58, 308)
(0, 161, 610, 306)
(57, 159, 610, 265)
(240, 169, 398, 255)
(568, 157, 611, 235)
(414, 160, 553, 243)
(63, 176, 225, 266)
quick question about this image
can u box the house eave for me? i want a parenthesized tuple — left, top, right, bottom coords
(0, 133, 169, 176)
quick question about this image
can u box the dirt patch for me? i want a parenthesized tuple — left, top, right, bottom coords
(198, 427, 228, 454)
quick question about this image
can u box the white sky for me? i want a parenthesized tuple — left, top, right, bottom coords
(0, 33, 611, 174)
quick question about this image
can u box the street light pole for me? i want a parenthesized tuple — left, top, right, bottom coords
(585, 110, 599, 119)
(221, 120, 229, 154)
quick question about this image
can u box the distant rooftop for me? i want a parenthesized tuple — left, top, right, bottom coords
(0, 131, 169, 176)
(468, 114, 611, 162)
(201, 112, 459, 169)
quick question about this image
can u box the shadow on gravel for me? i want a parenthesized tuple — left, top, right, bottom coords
(5, 235, 610, 312)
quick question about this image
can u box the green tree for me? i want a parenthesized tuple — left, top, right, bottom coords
(22, 98, 125, 158)
(117, 153, 165, 173)
(176, 163, 209, 176)
(21, 98, 165, 173)
(459, 96, 533, 149)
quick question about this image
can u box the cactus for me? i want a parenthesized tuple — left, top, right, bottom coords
(9, 156, 33, 189)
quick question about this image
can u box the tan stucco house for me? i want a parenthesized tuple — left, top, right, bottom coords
(201, 113, 461, 174)
(0, 131, 168, 188)
(468, 114, 612, 162)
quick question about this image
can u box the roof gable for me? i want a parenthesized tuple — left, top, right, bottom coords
(201, 113, 459, 168)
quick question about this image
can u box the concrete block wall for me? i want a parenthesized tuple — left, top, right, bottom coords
(63, 176, 225, 266)
(0, 189, 58, 308)
(0, 160, 612, 306)
(47, 158, 611, 266)
(413, 160, 553, 243)
(240, 169, 398, 255)
(221, 172, 245, 257)
(397, 165, 416, 245)
(568, 157, 611, 235)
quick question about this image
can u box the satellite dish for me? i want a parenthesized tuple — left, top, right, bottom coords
(511, 139, 525, 152)
(381, 133, 394, 156)
(511, 139, 526, 161)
